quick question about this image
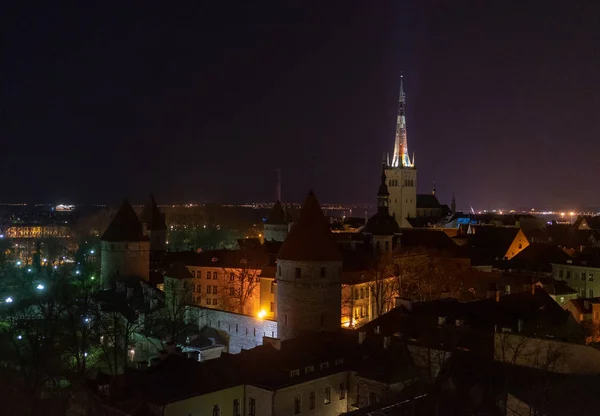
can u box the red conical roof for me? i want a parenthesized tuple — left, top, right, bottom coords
(277, 191, 342, 262)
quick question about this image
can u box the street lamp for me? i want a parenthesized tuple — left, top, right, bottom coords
(36, 284, 44, 290)
(5, 297, 13, 303)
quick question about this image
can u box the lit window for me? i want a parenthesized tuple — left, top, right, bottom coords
(305, 366, 314, 374)
(213, 272, 218, 280)
(249, 398, 256, 416)
(212, 404, 220, 416)
(324, 386, 331, 405)
(290, 369, 300, 377)
(212, 285, 217, 294)
(320, 362, 329, 370)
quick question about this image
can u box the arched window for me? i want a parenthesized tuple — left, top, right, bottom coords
(384, 241, 389, 251)
(376, 241, 381, 252)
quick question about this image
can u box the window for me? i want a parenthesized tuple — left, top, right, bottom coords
(213, 272, 218, 280)
(305, 366, 314, 374)
(335, 358, 344, 366)
(230, 273, 235, 281)
(360, 288, 364, 299)
(295, 268, 301, 278)
(229, 287, 234, 296)
(324, 386, 331, 405)
(249, 398, 256, 416)
(290, 369, 300, 377)
(309, 391, 316, 409)
(294, 395, 302, 414)
(360, 307, 365, 318)
(213, 285, 217, 294)
(206, 298, 211, 305)
(320, 362, 329, 370)
(566, 271, 571, 279)
(278, 266, 281, 276)
(206, 285, 211, 294)
(270, 281, 275, 293)
(270, 302, 274, 312)
(212, 404, 220, 416)
(384, 241, 389, 251)
(233, 399, 240, 416)
(582, 272, 586, 281)
(590, 273, 595, 282)
(212, 298, 218, 305)
(590, 289, 594, 298)
(191, 270, 196, 278)
(354, 289, 359, 300)
(197, 284, 201, 293)
(320, 267, 326, 278)
(207, 271, 211, 279)
(339, 383, 346, 400)
(368, 392, 378, 405)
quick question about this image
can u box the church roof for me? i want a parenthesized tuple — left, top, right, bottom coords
(265, 200, 287, 225)
(101, 200, 149, 242)
(139, 194, 167, 231)
(416, 194, 442, 209)
(277, 191, 342, 262)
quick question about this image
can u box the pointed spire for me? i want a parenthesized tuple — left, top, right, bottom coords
(102, 200, 149, 242)
(451, 192, 456, 214)
(432, 181, 436, 196)
(391, 73, 413, 168)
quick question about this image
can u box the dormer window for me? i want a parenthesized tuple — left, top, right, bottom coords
(305, 366, 314, 374)
(320, 362, 329, 370)
(290, 369, 300, 377)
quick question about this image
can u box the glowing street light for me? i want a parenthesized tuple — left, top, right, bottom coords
(16, 261, 21, 266)
(257, 310, 267, 319)
(36, 284, 44, 290)
(91, 276, 95, 280)
(90, 249, 95, 254)
(27, 268, 32, 273)
(17, 335, 22, 340)
(5, 297, 13, 303)
(42, 258, 48, 263)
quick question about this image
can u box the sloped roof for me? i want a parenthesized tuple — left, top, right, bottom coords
(165, 262, 193, 280)
(363, 210, 400, 236)
(139, 194, 167, 231)
(508, 243, 572, 272)
(277, 191, 342, 262)
(416, 194, 442, 209)
(101, 200, 149, 242)
(265, 200, 287, 225)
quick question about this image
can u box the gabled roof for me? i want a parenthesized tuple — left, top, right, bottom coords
(101, 200, 149, 242)
(416, 194, 442, 209)
(277, 191, 342, 262)
(139, 194, 167, 231)
(165, 262, 193, 280)
(508, 243, 572, 272)
(265, 200, 287, 225)
(363, 210, 400, 236)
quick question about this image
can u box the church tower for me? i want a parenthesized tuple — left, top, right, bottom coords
(276, 191, 342, 341)
(385, 75, 417, 228)
(364, 164, 401, 253)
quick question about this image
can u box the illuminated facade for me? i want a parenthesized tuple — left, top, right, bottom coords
(5, 225, 70, 239)
(386, 75, 417, 228)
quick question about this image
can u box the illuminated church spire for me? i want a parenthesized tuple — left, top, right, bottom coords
(391, 74, 414, 168)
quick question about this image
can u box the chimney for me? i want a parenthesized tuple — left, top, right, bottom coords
(263, 336, 282, 350)
(126, 287, 134, 299)
(395, 297, 412, 311)
(383, 336, 391, 349)
(358, 331, 367, 344)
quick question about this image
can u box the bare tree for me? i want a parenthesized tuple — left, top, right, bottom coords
(366, 252, 397, 319)
(222, 259, 260, 315)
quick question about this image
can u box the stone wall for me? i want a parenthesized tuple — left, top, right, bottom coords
(187, 306, 277, 354)
(100, 240, 150, 285)
(277, 259, 342, 340)
(385, 166, 417, 228)
(263, 223, 288, 243)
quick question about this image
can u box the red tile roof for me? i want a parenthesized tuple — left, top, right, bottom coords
(277, 191, 342, 262)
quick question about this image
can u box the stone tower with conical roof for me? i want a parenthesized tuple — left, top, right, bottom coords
(264, 200, 291, 242)
(101, 200, 150, 286)
(276, 191, 342, 340)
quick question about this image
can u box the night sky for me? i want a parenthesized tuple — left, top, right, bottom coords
(2, 2, 599, 209)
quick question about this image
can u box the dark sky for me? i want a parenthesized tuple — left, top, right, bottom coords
(2, 1, 599, 209)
